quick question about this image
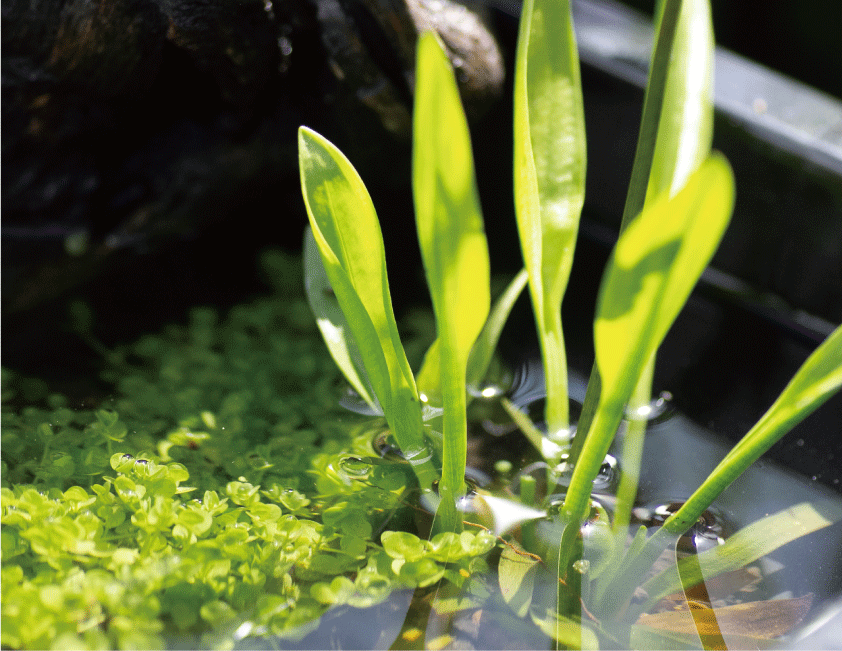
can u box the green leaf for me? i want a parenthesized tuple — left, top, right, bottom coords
(303, 226, 378, 411)
(645, 0, 714, 201)
(381, 530, 428, 562)
(498, 543, 538, 618)
(417, 269, 529, 407)
(513, 0, 585, 435)
(562, 155, 734, 527)
(596, 154, 734, 407)
(298, 126, 436, 489)
(413, 32, 491, 530)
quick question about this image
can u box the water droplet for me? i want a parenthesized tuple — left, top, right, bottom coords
(121, 454, 134, 461)
(572, 559, 590, 574)
(337, 456, 373, 480)
(796, 438, 805, 447)
(134, 459, 149, 466)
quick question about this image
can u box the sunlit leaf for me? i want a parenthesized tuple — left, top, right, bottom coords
(417, 268, 529, 409)
(513, 0, 585, 435)
(562, 155, 734, 528)
(303, 227, 378, 411)
(645, 0, 714, 202)
(413, 32, 491, 531)
(595, 155, 734, 401)
(498, 542, 539, 618)
(298, 126, 436, 489)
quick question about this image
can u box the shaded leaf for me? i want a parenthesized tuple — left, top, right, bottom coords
(634, 594, 813, 646)
(498, 542, 538, 618)
(303, 227, 378, 411)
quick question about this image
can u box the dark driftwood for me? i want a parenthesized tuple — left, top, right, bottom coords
(2, 0, 504, 313)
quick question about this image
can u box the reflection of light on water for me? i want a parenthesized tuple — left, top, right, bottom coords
(481, 386, 500, 398)
(472, 493, 546, 536)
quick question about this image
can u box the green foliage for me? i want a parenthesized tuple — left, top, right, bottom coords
(412, 32, 491, 533)
(1, 260, 499, 649)
(298, 127, 438, 491)
(293, 0, 841, 646)
(513, 0, 586, 436)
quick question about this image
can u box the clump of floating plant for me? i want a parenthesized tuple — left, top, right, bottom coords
(298, 0, 842, 646)
(0, 263, 498, 650)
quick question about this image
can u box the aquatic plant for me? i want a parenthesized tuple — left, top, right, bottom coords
(0, 266, 498, 649)
(298, 0, 842, 645)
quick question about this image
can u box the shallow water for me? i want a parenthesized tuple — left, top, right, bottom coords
(259, 380, 842, 650)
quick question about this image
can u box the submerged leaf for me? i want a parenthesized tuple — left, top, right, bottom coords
(640, 500, 842, 611)
(634, 594, 813, 646)
(530, 608, 599, 650)
(498, 543, 539, 618)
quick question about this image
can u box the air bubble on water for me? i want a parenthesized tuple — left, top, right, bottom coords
(545, 496, 565, 519)
(337, 456, 374, 480)
(573, 559, 590, 575)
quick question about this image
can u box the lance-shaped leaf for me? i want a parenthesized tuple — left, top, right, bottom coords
(561, 154, 735, 528)
(645, 0, 714, 202)
(298, 126, 436, 489)
(303, 227, 378, 412)
(513, 0, 585, 435)
(413, 32, 491, 531)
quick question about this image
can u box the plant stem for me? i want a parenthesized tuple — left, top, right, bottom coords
(540, 316, 570, 438)
(612, 360, 653, 535)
